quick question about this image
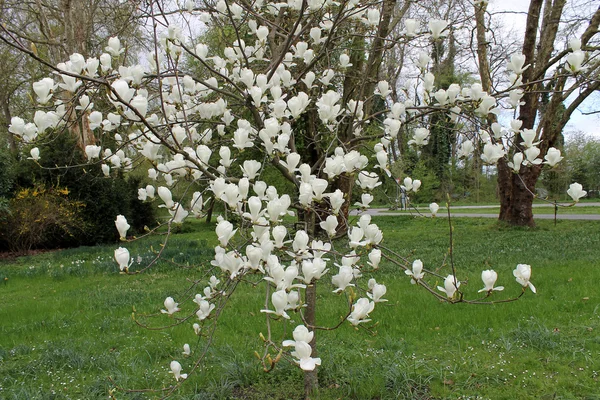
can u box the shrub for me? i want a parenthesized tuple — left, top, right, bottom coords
(0, 185, 87, 254)
(15, 132, 156, 246)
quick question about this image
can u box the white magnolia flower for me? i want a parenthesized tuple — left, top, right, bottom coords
(169, 361, 187, 381)
(567, 182, 587, 202)
(408, 127, 430, 146)
(544, 147, 563, 167)
(367, 249, 381, 269)
(331, 266, 355, 293)
(429, 202, 440, 216)
(28, 147, 40, 161)
(260, 290, 290, 319)
(481, 143, 505, 164)
(319, 215, 338, 237)
(404, 19, 419, 37)
(114, 215, 130, 239)
(437, 275, 460, 298)
(347, 298, 375, 326)
(513, 264, 536, 293)
(508, 152, 524, 173)
(405, 259, 424, 284)
(428, 19, 448, 39)
(367, 282, 387, 303)
(567, 51, 585, 73)
(290, 340, 321, 371)
(114, 247, 132, 272)
(161, 297, 180, 315)
(506, 53, 529, 75)
(478, 270, 504, 293)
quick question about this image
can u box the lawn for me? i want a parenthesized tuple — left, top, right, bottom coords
(1, 217, 599, 399)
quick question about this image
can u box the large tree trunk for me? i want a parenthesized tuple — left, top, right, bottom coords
(497, 160, 541, 226)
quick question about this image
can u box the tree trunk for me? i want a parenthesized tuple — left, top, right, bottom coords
(497, 160, 541, 226)
(303, 282, 318, 399)
(302, 209, 318, 398)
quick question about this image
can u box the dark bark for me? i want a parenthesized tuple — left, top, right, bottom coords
(303, 209, 318, 398)
(475, 1, 600, 226)
(303, 282, 318, 399)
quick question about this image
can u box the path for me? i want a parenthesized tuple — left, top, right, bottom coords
(351, 202, 600, 220)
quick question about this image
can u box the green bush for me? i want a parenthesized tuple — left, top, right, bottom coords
(15, 132, 156, 247)
(0, 185, 87, 254)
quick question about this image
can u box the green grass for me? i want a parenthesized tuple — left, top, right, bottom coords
(1, 218, 600, 399)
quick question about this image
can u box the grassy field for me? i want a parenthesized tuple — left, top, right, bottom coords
(1, 217, 599, 399)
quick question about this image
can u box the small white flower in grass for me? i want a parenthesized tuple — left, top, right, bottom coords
(513, 264, 536, 293)
(437, 275, 460, 299)
(567, 182, 586, 202)
(115, 215, 130, 239)
(478, 270, 504, 293)
(193, 323, 201, 335)
(405, 259, 425, 284)
(169, 361, 187, 381)
(161, 297, 180, 315)
(182, 344, 191, 356)
(429, 202, 440, 217)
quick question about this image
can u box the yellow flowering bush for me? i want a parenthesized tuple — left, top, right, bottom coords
(0, 185, 86, 255)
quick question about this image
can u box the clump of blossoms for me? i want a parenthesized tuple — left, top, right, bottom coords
(10, 0, 588, 394)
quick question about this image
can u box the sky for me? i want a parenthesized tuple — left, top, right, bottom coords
(487, 0, 600, 139)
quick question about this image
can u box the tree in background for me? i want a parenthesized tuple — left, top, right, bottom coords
(475, 0, 599, 226)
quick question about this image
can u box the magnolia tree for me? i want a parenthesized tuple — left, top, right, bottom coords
(3, 0, 591, 396)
